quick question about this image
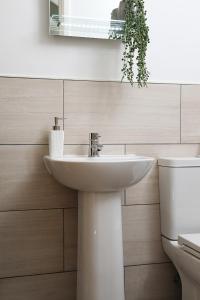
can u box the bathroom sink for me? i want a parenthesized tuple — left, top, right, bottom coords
(44, 153, 154, 300)
(44, 155, 154, 192)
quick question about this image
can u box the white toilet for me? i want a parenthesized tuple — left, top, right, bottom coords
(158, 157, 200, 300)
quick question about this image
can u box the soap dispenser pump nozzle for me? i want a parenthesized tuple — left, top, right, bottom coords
(53, 117, 67, 130)
(53, 117, 62, 130)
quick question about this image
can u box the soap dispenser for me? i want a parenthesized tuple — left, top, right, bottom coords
(49, 117, 64, 158)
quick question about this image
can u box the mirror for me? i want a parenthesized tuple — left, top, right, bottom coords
(49, 0, 125, 39)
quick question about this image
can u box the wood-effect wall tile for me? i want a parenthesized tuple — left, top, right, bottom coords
(0, 146, 77, 211)
(126, 144, 200, 205)
(125, 263, 181, 300)
(0, 272, 76, 300)
(181, 85, 200, 143)
(123, 205, 168, 266)
(0, 210, 63, 278)
(64, 81, 180, 144)
(64, 209, 78, 271)
(0, 77, 63, 144)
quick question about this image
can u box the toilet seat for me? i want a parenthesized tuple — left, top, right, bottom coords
(162, 236, 200, 299)
(178, 233, 200, 259)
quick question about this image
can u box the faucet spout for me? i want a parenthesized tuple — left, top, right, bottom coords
(88, 133, 103, 157)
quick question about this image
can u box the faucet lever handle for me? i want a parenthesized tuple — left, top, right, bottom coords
(97, 144, 103, 151)
(89, 132, 101, 140)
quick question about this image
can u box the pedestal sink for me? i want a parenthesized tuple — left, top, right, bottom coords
(44, 155, 154, 300)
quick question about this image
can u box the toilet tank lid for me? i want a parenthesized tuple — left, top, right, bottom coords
(158, 157, 200, 167)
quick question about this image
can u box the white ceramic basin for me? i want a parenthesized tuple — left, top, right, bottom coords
(44, 155, 154, 192)
(44, 154, 154, 300)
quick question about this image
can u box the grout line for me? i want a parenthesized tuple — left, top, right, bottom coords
(0, 76, 65, 82)
(124, 144, 127, 154)
(124, 189, 127, 206)
(124, 203, 160, 207)
(123, 266, 126, 291)
(0, 207, 77, 213)
(0, 270, 76, 281)
(0, 76, 198, 86)
(63, 80, 65, 130)
(0, 143, 199, 146)
(62, 209, 65, 271)
(1, 262, 172, 281)
(0, 203, 162, 213)
(63, 143, 189, 146)
(124, 261, 171, 268)
(180, 84, 182, 144)
(0, 261, 172, 280)
(0, 144, 49, 146)
(124, 145, 127, 205)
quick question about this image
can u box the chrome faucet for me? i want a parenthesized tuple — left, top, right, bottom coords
(88, 133, 103, 157)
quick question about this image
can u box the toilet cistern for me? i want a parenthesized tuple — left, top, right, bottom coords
(159, 157, 200, 300)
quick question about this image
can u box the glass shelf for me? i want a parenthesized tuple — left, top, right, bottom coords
(49, 15, 125, 39)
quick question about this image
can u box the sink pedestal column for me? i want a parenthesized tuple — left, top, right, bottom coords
(77, 191, 125, 300)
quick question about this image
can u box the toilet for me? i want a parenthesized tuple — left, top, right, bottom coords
(158, 157, 200, 300)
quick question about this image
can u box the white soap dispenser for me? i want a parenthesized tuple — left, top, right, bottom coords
(49, 117, 64, 158)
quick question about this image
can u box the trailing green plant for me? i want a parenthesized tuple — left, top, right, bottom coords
(111, 0, 150, 87)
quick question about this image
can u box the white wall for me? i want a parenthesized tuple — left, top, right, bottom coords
(0, 0, 200, 83)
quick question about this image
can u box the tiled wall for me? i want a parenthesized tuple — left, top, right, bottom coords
(0, 77, 199, 300)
